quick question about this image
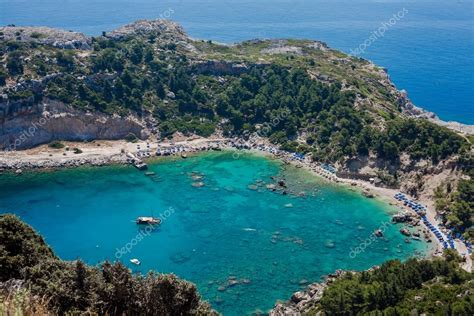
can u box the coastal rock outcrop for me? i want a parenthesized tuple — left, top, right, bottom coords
(397, 89, 474, 134)
(0, 26, 91, 50)
(105, 19, 187, 42)
(269, 271, 345, 316)
(0, 99, 148, 150)
(392, 212, 415, 223)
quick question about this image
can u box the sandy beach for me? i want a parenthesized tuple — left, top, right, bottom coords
(0, 136, 471, 272)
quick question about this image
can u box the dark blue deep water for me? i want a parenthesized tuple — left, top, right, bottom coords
(1, 0, 473, 123)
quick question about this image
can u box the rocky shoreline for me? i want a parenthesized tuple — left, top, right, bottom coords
(0, 154, 127, 172)
(1, 136, 471, 313)
(269, 270, 346, 315)
(400, 97, 474, 135)
(0, 137, 448, 254)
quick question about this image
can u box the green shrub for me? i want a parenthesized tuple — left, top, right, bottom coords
(48, 141, 65, 149)
(125, 133, 138, 142)
(30, 32, 45, 39)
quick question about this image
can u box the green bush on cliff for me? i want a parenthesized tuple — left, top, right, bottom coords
(435, 178, 474, 238)
(0, 214, 56, 281)
(48, 140, 65, 149)
(0, 214, 217, 315)
(6, 51, 23, 75)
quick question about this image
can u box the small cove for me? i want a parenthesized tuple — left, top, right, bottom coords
(0, 151, 431, 315)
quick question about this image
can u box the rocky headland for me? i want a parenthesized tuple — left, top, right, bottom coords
(1, 19, 472, 152)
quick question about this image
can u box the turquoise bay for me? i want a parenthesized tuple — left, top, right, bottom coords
(0, 152, 429, 315)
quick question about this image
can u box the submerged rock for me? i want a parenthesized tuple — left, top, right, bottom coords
(362, 190, 375, 198)
(266, 184, 276, 190)
(298, 279, 309, 285)
(250, 308, 265, 316)
(278, 179, 287, 187)
(170, 252, 191, 264)
(228, 279, 239, 287)
(191, 181, 205, 187)
(324, 240, 335, 248)
(400, 228, 411, 236)
(293, 239, 304, 245)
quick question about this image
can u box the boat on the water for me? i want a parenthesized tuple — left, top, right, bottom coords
(136, 216, 161, 225)
(130, 258, 141, 265)
(126, 152, 148, 170)
(134, 161, 148, 170)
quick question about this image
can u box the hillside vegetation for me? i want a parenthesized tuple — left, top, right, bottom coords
(0, 21, 469, 163)
(272, 252, 473, 315)
(319, 254, 473, 315)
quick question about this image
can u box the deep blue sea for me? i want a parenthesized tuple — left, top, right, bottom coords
(1, 0, 473, 123)
(0, 152, 430, 315)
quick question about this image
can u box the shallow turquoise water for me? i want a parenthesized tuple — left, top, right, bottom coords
(0, 152, 429, 315)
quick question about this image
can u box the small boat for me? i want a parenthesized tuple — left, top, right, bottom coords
(136, 216, 161, 225)
(181, 153, 188, 159)
(134, 161, 148, 170)
(130, 258, 141, 265)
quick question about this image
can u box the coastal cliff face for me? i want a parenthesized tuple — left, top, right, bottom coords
(0, 99, 148, 150)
